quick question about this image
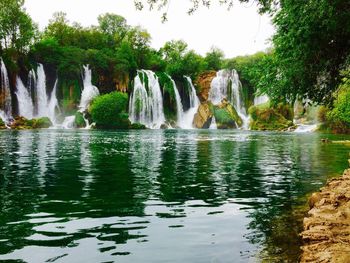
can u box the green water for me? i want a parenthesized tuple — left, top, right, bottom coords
(0, 130, 349, 263)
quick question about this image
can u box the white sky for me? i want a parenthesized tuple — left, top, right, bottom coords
(24, 0, 275, 58)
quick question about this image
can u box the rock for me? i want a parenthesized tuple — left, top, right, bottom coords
(195, 71, 216, 102)
(193, 102, 214, 128)
(9, 116, 52, 129)
(32, 117, 52, 128)
(130, 123, 147, 129)
(248, 103, 294, 131)
(300, 169, 350, 263)
(213, 99, 243, 129)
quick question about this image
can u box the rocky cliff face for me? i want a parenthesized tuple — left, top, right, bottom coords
(193, 102, 213, 128)
(195, 71, 216, 102)
(301, 168, 350, 263)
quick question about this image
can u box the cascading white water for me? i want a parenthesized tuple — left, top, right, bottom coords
(168, 76, 184, 126)
(15, 64, 59, 125)
(254, 94, 269, 106)
(61, 65, 99, 129)
(208, 69, 231, 105)
(293, 100, 319, 133)
(48, 79, 60, 125)
(179, 76, 200, 129)
(79, 65, 100, 112)
(230, 70, 250, 129)
(0, 59, 12, 120)
(61, 116, 76, 129)
(36, 64, 49, 117)
(209, 116, 217, 129)
(129, 70, 165, 129)
(208, 69, 250, 129)
(15, 77, 34, 119)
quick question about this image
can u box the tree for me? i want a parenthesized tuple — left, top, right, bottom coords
(269, 0, 350, 105)
(0, 0, 37, 52)
(205, 46, 224, 71)
(133, 0, 278, 17)
(44, 12, 74, 46)
(98, 13, 129, 43)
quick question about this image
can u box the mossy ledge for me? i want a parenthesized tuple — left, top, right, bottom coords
(8, 116, 52, 130)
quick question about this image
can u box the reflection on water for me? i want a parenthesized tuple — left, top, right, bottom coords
(0, 129, 349, 262)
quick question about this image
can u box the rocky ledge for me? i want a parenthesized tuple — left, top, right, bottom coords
(301, 167, 350, 262)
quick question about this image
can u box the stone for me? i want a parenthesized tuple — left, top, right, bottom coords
(195, 71, 216, 102)
(193, 102, 213, 128)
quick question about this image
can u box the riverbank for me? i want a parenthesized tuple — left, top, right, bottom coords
(301, 167, 350, 262)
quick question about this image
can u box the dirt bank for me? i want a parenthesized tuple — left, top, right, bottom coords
(300, 168, 350, 262)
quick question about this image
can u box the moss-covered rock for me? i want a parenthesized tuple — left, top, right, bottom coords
(0, 118, 6, 129)
(9, 116, 52, 129)
(249, 102, 294, 131)
(193, 102, 214, 128)
(74, 111, 86, 128)
(32, 117, 52, 128)
(129, 123, 147, 129)
(213, 99, 242, 129)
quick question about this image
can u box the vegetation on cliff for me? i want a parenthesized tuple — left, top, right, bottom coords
(249, 102, 294, 131)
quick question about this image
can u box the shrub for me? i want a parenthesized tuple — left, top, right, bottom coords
(74, 111, 86, 128)
(89, 91, 130, 129)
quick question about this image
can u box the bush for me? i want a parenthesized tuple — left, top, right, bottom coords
(89, 91, 130, 129)
(74, 111, 86, 128)
(321, 79, 350, 133)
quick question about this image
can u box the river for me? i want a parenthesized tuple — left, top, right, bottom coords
(0, 129, 349, 262)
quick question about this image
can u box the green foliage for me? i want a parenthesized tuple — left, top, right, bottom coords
(205, 47, 224, 71)
(0, 118, 5, 129)
(160, 40, 207, 80)
(267, 0, 350, 105)
(321, 75, 350, 133)
(74, 111, 86, 128)
(89, 92, 130, 129)
(0, 0, 37, 52)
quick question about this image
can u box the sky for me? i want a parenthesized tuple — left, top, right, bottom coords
(24, 0, 275, 58)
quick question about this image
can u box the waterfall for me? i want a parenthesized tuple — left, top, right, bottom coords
(129, 70, 165, 129)
(48, 79, 60, 125)
(15, 77, 34, 119)
(208, 69, 250, 129)
(14, 64, 59, 126)
(208, 69, 231, 105)
(0, 59, 12, 120)
(168, 75, 184, 127)
(254, 94, 269, 106)
(209, 117, 217, 129)
(179, 76, 200, 129)
(36, 64, 49, 117)
(230, 70, 250, 130)
(293, 100, 319, 133)
(62, 116, 76, 129)
(79, 65, 100, 112)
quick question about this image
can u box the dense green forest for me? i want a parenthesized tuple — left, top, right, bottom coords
(0, 0, 349, 132)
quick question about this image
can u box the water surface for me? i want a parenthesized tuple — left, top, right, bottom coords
(0, 130, 349, 262)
